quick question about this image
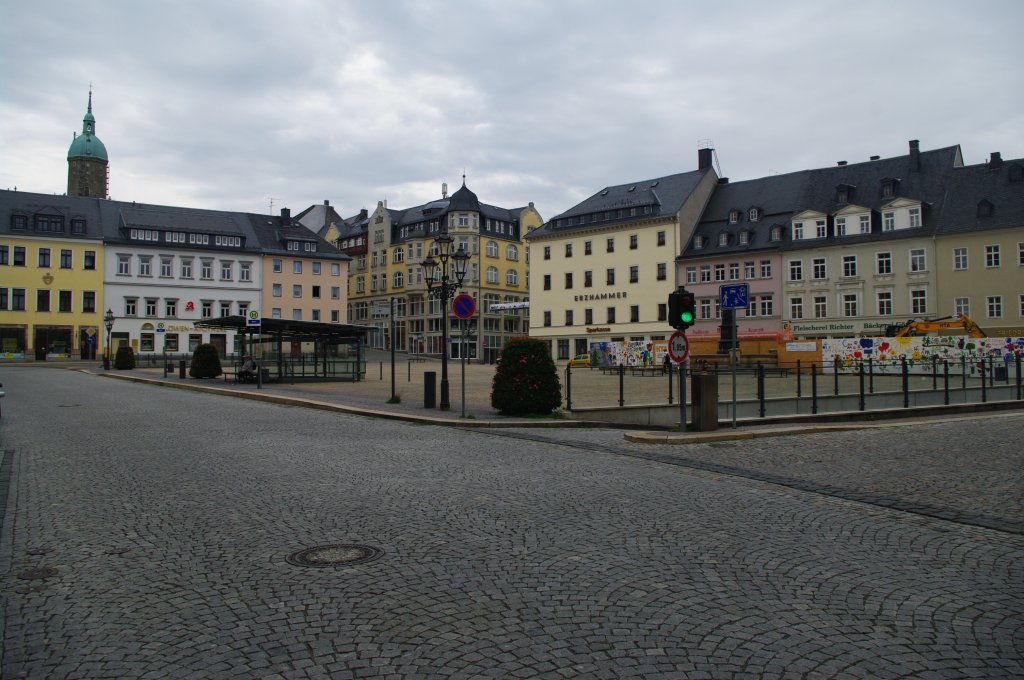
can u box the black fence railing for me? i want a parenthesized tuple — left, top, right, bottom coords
(564, 354, 1023, 419)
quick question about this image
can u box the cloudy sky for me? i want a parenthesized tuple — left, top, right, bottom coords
(2, 0, 1021, 221)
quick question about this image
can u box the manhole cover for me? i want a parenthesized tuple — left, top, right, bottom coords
(286, 544, 383, 568)
(17, 566, 58, 580)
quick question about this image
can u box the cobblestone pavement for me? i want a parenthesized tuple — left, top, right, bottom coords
(1, 367, 1022, 679)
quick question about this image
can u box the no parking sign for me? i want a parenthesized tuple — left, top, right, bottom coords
(452, 293, 475, 319)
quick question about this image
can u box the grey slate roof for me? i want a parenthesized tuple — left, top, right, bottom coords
(528, 168, 713, 239)
(933, 158, 1024, 234)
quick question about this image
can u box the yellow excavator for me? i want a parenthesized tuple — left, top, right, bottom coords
(884, 314, 987, 338)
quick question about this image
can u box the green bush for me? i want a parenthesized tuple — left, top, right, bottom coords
(114, 345, 135, 370)
(189, 343, 223, 379)
(491, 338, 562, 416)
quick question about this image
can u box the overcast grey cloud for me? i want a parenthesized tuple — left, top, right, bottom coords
(2, 0, 1021, 221)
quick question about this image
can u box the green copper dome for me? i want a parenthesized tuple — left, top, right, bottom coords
(67, 91, 108, 161)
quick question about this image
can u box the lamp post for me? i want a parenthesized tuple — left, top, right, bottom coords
(421, 233, 469, 410)
(103, 308, 114, 370)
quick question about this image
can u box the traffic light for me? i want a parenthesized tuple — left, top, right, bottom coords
(668, 288, 697, 330)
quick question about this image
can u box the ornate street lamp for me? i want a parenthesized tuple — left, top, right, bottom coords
(103, 308, 114, 370)
(421, 233, 469, 409)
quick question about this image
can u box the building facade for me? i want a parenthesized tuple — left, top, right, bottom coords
(526, 149, 718, 361)
(337, 181, 542, 362)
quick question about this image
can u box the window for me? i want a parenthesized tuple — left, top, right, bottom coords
(729, 263, 739, 280)
(84, 250, 96, 270)
(714, 264, 725, 281)
(789, 260, 803, 281)
(506, 269, 519, 286)
(145, 299, 157, 317)
(749, 208, 760, 222)
(790, 296, 803, 319)
(911, 290, 927, 315)
(13, 246, 26, 266)
(38, 248, 51, 268)
(815, 220, 826, 238)
(565, 310, 574, 326)
(486, 266, 499, 284)
(222, 302, 233, 317)
(813, 296, 827, 319)
(811, 258, 826, 280)
(985, 245, 1000, 267)
(607, 238, 615, 253)
(629, 266, 639, 283)
(738, 231, 750, 245)
(859, 215, 871, 234)
(0, 245, 7, 265)
(273, 258, 282, 273)
(543, 311, 551, 327)
(565, 273, 573, 289)
(744, 262, 755, 279)
(272, 283, 282, 297)
(543, 274, 551, 291)
(181, 258, 193, 279)
(202, 301, 212, 319)
(760, 260, 772, 279)
(910, 249, 926, 272)
(292, 309, 302, 321)
(877, 291, 892, 316)
(11, 288, 25, 311)
(331, 286, 340, 300)
(165, 300, 177, 317)
(987, 296, 1002, 318)
(793, 222, 804, 240)
(293, 284, 302, 298)
(392, 271, 404, 288)
(565, 243, 573, 258)
(954, 297, 969, 317)
(606, 307, 616, 324)
(607, 268, 615, 285)
(694, 235, 706, 250)
(630, 305, 640, 323)
(35, 290, 50, 312)
(239, 262, 252, 282)
(293, 260, 302, 274)
(876, 252, 892, 275)
(58, 290, 72, 313)
(686, 267, 697, 284)
(60, 249, 72, 269)
(656, 263, 667, 281)
(842, 255, 857, 278)
(718, 233, 729, 247)
(486, 241, 499, 258)
(630, 234, 638, 250)
(584, 271, 593, 287)
(909, 207, 921, 227)
(883, 212, 895, 231)
(220, 261, 233, 280)
(835, 217, 847, 236)
(657, 231, 666, 246)
(506, 244, 518, 261)
(842, 294, 858, 317)
(770, 226, 782, 242)
(543, 246, 550, 260)
(700, 299, 711, 320)
(138, 256, 152, 277)
(759, 295, 774, 317)
(201, 260, 213, 280)
(729, 210, 740, 224)
(82, 291, 96, 313)
(117, 254, 131, 275)
(700, 265, 711, 283)
(125, 298, 137, 316)
(953, 248, 968, 270)
(331, 263, 341, 276)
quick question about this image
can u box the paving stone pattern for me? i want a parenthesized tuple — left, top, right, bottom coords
(0, 367, 1022, 679)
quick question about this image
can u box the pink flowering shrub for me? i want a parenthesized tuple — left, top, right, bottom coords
(491, 338, 561, 415)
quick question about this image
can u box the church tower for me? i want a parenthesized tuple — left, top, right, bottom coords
(67, 89, 108, 198)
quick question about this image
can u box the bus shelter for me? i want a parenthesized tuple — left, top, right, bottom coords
(194, 317, 371, 382)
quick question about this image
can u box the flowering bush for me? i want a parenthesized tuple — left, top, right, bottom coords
(491, 338, 561, 416)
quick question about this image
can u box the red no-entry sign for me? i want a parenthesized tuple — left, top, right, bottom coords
(668, 331, 690, 362)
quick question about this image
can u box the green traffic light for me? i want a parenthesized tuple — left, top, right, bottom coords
(680, 311, 694, 323)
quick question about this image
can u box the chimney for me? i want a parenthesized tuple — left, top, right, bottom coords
(870, 155, 880, 161)
(360, 208, 368, 219)
(442, 182, 448, 198)
(989, 152, 1003, 168)
(698, 147, 714, 171)
(909, 139, 920, 171)
(280, 207, 291, 225)
(717, 177, 729, 185)
(323, 199, 330, 206)
(837, 161, 848, 166)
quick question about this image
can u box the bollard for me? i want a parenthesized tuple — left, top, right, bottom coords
(943, 359, 949, 405)
(901, 357, 909, 408)
(424, 371, 437, 409)
(811, 363, 818, 414)
(858, 362, 865, 411)
(691, 372, 718, 431)
(179, 359, 186, 379)
(618, 364, 625, 407)
(565, 366, 572, 411)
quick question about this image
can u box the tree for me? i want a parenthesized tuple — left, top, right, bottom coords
(189, 343, 223, 379)
(491, 338, 562, 416)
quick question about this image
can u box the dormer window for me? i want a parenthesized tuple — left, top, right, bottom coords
(729, 210, 740, 224)
(908, 207, 922, 227)
(718, 232, 729, 247)
(770, 226, 782, 242)
(1009, 164, 1023, 182)
(977, 200, 993, 218)
(738, 231, 750, 245)
(792, 222, 804, 240)
(694, 235, 706, 250)
(880, 178, 900, 199)
(748, 208, 760, 222)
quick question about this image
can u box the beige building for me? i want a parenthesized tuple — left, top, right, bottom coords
(526, 150, 718, 361)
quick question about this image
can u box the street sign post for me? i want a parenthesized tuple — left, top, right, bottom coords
(668, 331, 690, 363)
(246, 310, 261, 328)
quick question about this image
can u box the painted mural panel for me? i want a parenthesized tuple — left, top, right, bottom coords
(588, 340, 668, 367)
(822, 336, 1023, 374)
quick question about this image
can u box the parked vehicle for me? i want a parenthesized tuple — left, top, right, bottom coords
(568, 354, 591, 368)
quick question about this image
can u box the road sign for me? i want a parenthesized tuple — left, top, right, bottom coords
(668, 331, 690, 362)
(85, 327, 97, 337)
(452, 293, 476, 319)
(86, 335, 95, 345)
(246, 310, 262, 327)
(720, 283, 749, 309)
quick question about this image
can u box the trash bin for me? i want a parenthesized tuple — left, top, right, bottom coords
(691, 373, 719, 431)
(993, 365, 1008, 381)
(424, 371, 437, 408)
(179, 360, 187, 379)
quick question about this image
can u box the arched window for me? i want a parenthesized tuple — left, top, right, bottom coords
(506, 244, 519, 261)
(392, 271, 404, 288)
(506, 269, 519, 286)
(486, 240, 499, 257)
(486, 266, 499, 283)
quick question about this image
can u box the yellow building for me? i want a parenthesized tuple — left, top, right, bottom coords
(0, 191, 106, 359)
